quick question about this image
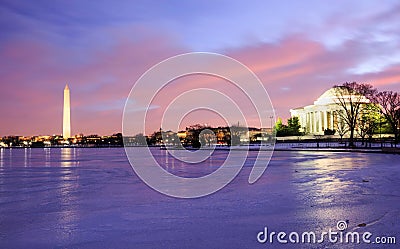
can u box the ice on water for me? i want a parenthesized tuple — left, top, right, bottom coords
(0, 147, 399, 248)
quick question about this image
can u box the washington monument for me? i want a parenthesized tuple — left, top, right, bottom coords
(63, 84, 71, 138)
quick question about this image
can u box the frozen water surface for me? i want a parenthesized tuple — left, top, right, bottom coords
(0, 147, 399, 248)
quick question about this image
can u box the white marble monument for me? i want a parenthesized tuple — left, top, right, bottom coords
(63, 84, 71, 138)
(290, 87, 370, 135)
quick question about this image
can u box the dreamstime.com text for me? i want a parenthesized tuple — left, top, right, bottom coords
(257, 221, 396, 245)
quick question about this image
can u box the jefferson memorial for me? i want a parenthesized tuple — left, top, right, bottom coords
(290, 87, 370, 135)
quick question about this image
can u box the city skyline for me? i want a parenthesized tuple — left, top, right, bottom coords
(1, 1, 400, 136)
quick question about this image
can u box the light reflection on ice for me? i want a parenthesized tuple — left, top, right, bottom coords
(0, 148, 3, 167)
(23, 148, 31, 167)
(58, 148, 79, 241)
(295, 153, 364, 198)
(45, 148, 51, 167)
(60, 147, 78, 167)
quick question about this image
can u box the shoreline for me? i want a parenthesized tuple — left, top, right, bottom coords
(2, 144, 399, 154)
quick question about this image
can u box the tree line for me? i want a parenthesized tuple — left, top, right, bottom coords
(332, 82, 399, 147)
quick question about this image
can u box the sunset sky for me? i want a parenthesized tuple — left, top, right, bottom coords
(1, 1, 400, 136)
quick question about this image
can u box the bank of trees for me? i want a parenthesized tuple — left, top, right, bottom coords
(274, 117, 302, 136)
(373, 91, 400, 144)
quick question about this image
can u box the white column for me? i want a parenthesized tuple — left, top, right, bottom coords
(304, 113, 307, 133)
(319, 111, 323, 133)
(310, 112, 315, 133)
(313, 111, 318, 133)
(323, 111, 328, 131)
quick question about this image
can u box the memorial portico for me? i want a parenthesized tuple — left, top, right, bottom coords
(290, 87, 369, 135)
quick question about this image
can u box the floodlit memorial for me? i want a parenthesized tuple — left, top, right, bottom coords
(290, 87, 370, 135)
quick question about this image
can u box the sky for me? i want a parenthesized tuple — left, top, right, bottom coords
(1, 0, 400, 136)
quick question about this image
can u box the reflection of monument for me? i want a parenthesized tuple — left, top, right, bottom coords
(63, 84, 71, 138)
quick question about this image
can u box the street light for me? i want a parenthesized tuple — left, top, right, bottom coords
(269, 116, 274, 134)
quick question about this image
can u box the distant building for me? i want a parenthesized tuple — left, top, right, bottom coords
(290, 87, 370, 135)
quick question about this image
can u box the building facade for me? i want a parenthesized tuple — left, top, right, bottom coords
(290, 87, 370, 135)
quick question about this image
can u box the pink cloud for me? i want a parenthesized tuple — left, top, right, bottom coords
(226, 35, 399, 121)
(0, 27, 184, 136)
(1, 29, 399, 136)
(356, 64, 400, 88)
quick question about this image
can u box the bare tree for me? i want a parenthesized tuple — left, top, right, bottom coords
(333, 82, 376, 147)
(335, 113, 348, 145)
(357, 116, 368, 146)
(372, 91, 400, 144)
(357, 104, 380, 147)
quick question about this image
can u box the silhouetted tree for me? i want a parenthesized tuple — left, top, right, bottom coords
(335, 111, 348, 145)
(333, 82, 376, 147)
(372, 91, 400, 144)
